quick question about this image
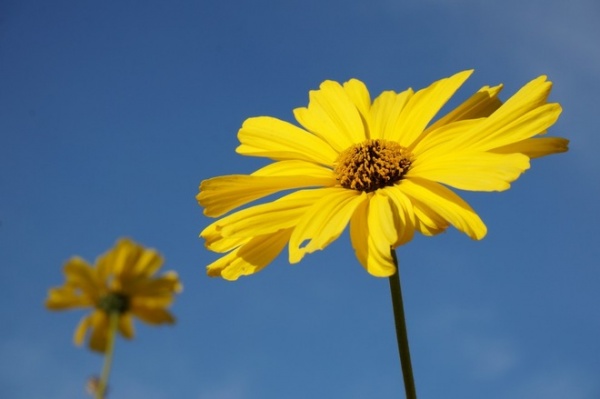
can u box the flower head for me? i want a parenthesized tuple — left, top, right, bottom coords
(197, 70, 568, 280)
(46, 238, 182, 352)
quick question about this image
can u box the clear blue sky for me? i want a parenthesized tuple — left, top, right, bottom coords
(1, 1, 598, 398)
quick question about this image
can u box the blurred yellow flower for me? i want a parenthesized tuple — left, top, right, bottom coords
(197, 70, 568, 280)
(46, 238, 182, 352)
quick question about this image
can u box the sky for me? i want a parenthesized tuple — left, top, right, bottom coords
(1, 0, 599, 398)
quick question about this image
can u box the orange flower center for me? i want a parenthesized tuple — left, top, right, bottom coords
(334, 139, 413, 192)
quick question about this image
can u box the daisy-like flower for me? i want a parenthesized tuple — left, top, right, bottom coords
(46, 238, 182, 352)
(197, 70, 568, 280)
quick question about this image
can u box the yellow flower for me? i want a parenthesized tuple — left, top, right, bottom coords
(197, 70, 568, 280)
(46, 238, 182, 352)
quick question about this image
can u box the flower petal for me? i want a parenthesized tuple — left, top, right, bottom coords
(130, 248, 163, 279)
(463, 103, 562, 152)
(118, 313, 135, 339)
(293, 80, 367, 152)
(131, 306, 176, 325)
(343, 79, 372, 131)
(446, 76, 558, 152)
(370, 89, 413, 140)
(207, 229, 293, 280)
(46, 286, 93, 310)
(426, 84, 503, 130)
(410, 150, 531, 192)
(63, 257, 101, 297)
(202, 189, 325, 253)
(197, 161, 335, 217)
(399, 177, 487, 240)
(411, 118, 483, 155)
(486, 75, 552, 125)
(74, 313, 93, 347)
(391, 70, 473, 146)
(289, 189, 367, 263)
(87, 311, 110, 353)
(349, 194, 397, 277)
(491, 137, 569, 158)
(366, 192, 398, 276)
(99, 238, 143, 282)
(381, 186, 416, 246)
(236, 116, 338, 166)
(125, 271, 182, 298)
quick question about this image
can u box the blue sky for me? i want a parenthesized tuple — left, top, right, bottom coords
(1, 0, 599, 398)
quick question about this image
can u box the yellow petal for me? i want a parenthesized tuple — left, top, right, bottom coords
(202, 231, 250, 254)
(87, 311, 109, 353)
(74, 313, 93, 346)
(131, 306, 176, 325)
(343, 79, 372, 132)
(202, 189, 324, 253)
(410, 118, 483, 155)
(130, 248, 163, 278)
(63, 257, 101, 297)
(412, 204, 448, 237)
(251, 160, 334, 178)
(289, 189, 367, 263)
(46, 286, 93, 310)
(370, 89, 413, 140)
(486, 75, 552, 125)
(207, 229, 293, 280)
(410, 151, 531, 192)
(365, 192, 397, 276)
(491, 137, 569, 159)
(349, 195, 397, 277)
(426, 84, 503, 130)
(198, 161, 335, 218)
(390, 70, 473, 146)
(369, 191, 397, 244)
(236, 116, 338, 166)
(349, 199, 370, 270)
(400, 177, 487, 240)
(293, 80, 367, 152)
(118, 313, 135, 339)
(463, 103, 562, 152)
(130, 293, 176, 308)
(381, 186, 416, 246)
(98, 238, 141, 281)
(125, 271, 182, 297)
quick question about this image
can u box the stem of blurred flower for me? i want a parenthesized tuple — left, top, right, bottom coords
(96, 312, 119, 399)
(389, 249, 417, 399)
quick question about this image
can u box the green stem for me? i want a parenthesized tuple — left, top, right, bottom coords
(96, 312, 119, 399)
(389, 249, 417, 399)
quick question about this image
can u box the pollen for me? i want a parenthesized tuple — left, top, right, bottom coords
(334, 139, 413, 192)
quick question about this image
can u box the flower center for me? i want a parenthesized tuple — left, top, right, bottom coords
(334, 139, 413, 192)
(98, 292, 130, 314)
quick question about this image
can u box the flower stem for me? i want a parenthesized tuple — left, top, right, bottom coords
(96, 312, 119, 399)
(389, 249, 417, 399)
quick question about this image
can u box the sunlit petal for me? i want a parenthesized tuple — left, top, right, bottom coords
(370, 89, 413, 140)
(289, 189, 367, 263)
(391, 70, 473, 146)
(294, 80, 367, 151)
(491, 137, 569, 158)
(400, 177, 487, 240)
(118, 313, 135, 339)
(236, 116, 338, 166)
(207, 229, 293, 280)
(198, 161, 335, 217)
(410, 151, 530, 192)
